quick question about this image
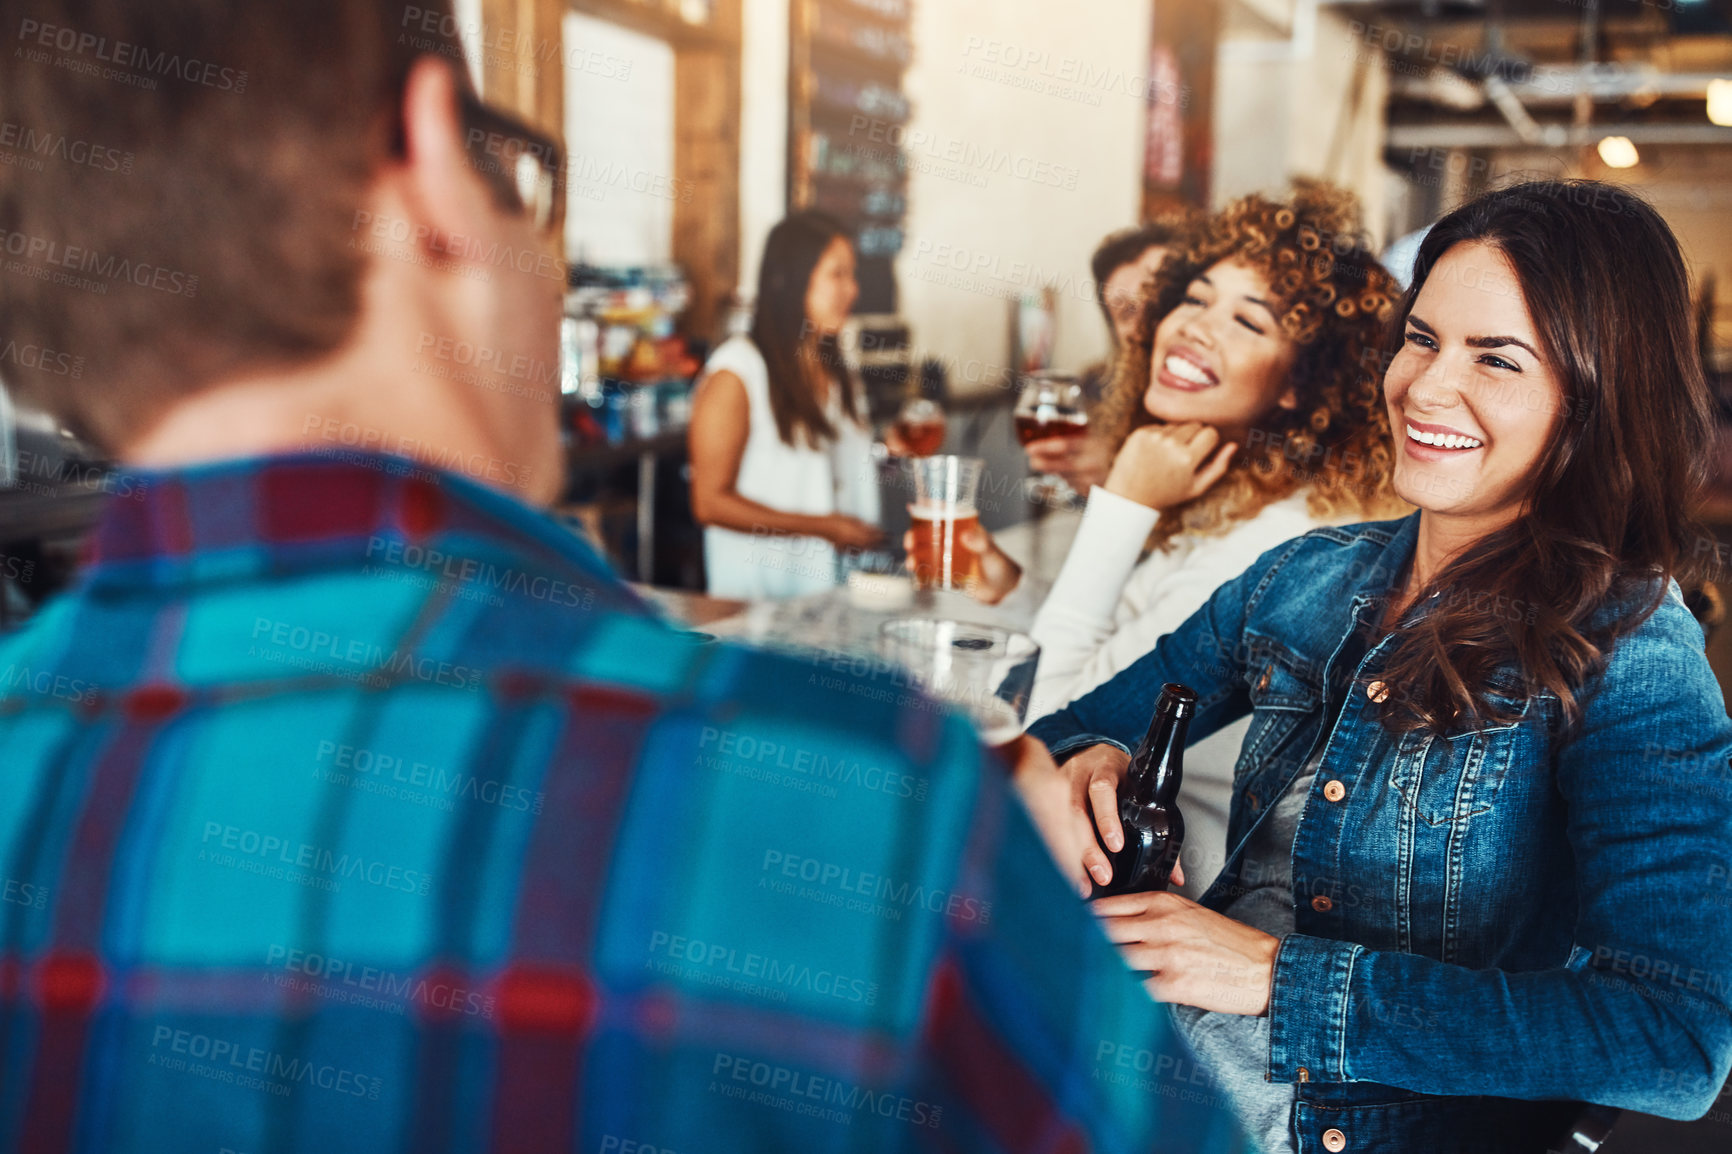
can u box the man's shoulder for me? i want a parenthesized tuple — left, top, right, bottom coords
(0, 574, 977, 786)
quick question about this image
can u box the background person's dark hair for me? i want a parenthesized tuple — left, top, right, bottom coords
(750, 210, 860, 448)
(1377, 179, 1714, 736)
(0, 0, 465, 449)
(1089, 211, 1201, 339)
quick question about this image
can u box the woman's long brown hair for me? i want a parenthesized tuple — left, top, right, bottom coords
(750, 211, 861, 448)
(1377, 181, 1714, 735)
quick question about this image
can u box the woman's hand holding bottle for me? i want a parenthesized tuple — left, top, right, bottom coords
(1020, 737, 1191, 893)
(1104, 422, 1237, 510)
(1055, 741, 1280, 1015)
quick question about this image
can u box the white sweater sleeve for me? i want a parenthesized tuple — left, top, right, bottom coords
(1026, 487, 1161, 721)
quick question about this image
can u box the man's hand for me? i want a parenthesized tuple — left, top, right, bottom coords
(1063, 743, 1132, 889)
(1006, 735, 1093, 897)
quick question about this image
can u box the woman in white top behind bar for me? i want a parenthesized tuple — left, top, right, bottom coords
(689, 212, 882, 600)
(957, 183, 1408, 893)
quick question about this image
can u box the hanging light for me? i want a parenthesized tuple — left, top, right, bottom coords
(1597, 136, 1639, 169)
(1708, 78, 1732, 128)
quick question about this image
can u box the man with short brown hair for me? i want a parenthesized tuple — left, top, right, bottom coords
(0, 2, 1235, 1150)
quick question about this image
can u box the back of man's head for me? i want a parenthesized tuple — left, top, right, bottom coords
(0, 0, 460, 447)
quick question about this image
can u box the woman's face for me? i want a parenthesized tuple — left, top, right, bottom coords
(1104, 244, 1168, 348)
(1384, 241, 1563, 528)
(805, 237, 858, 336)
(1145, 258, 1298, 443)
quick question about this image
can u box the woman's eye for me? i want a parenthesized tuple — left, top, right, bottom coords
(1181, 293, 1205, 307)
(1403, 330, 1435, 350)
(1480, 354, 1519, 372)
(1236, 315, 1265, 335)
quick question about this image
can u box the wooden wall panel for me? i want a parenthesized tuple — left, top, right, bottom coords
(562, 0, 744, 339)
(479, 0, 567, 139)
(673, 36, 741, 339)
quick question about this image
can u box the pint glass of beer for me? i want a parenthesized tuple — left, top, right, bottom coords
(906, 455, 984, 591)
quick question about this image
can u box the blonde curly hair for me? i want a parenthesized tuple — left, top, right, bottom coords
(1096, 180, 1408, 549)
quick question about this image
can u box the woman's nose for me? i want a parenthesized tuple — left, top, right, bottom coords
(1178, 312, 1217, 350)
(1405, 355, 1462, 410)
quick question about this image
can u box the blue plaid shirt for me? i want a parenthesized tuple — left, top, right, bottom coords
(0, 451, 1244, 1153)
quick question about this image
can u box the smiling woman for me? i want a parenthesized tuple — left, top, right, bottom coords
(1378, 188, 1713, 732)
(1025, 180, 1732, 1153)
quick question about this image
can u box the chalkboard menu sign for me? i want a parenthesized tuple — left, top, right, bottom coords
(788, 0, 914, 315)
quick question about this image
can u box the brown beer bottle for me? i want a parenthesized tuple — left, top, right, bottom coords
(1090, 682, 1195, 898)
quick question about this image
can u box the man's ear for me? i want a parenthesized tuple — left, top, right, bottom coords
(397, 56, 487, 250)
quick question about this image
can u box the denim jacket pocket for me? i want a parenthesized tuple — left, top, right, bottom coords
(1385, 700, 1534, 827)
(1237, 640, 1323, 787)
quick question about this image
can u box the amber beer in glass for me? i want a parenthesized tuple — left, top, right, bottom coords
(906, 455, 984, 591)
(893, 396, 947, 457)
(1014, 372, 1089, 507)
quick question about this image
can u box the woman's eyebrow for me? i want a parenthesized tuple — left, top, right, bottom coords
(1467, 335, 1541, 359)
(1405, 314, 1537, 360)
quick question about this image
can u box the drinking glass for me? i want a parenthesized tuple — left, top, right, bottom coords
(905, 455, 984, 592)
(892, 396, 947, 457)
(1014, 372, 1089, 508)
(879, 618, 1041, 750)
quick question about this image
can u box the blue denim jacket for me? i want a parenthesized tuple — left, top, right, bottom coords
(1028, 515, 1732, 1151)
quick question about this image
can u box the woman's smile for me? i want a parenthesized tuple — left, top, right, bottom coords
(1157, 346, 1220, 392)
(1402, 418, 1484, 461)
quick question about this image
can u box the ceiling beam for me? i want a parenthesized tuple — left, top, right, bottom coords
(1387, 121, 1732, 148)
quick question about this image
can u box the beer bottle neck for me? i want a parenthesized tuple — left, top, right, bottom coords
(1128, 704, 1188, 804)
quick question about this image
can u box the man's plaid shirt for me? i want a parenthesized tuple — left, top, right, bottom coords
(0, 451, 1241, 1153)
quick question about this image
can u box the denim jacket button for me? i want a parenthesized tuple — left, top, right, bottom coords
(1323, 1128, 1347, 1152)
(1366, 680, 1389, 703)
(1323, 780, 1346, 803)
(1312, 894, 1334, 913)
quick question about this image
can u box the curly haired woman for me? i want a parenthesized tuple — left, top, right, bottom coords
(949, 182, 1407, 893)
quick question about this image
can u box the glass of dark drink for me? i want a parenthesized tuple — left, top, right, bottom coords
(905, 455, 984, 592)
(879, 618, 1041, 753)
(892, 396, 947, 457)
(1014, 372, 1089, 508)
